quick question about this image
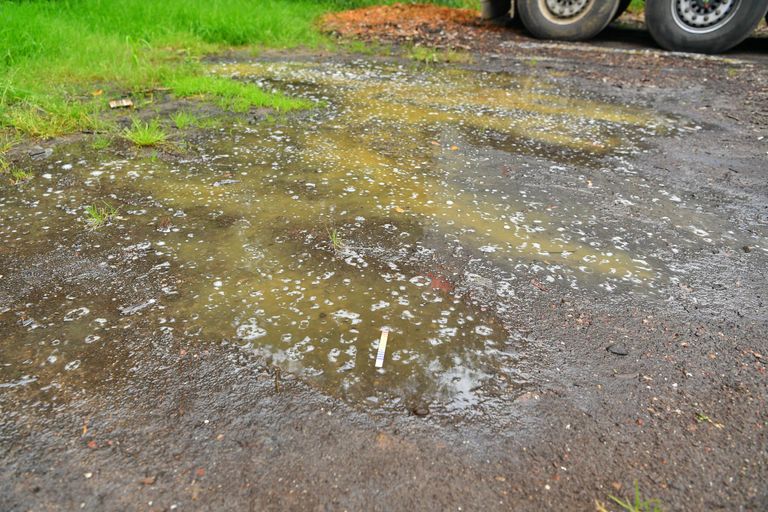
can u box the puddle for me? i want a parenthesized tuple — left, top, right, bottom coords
(1, 59, 761, 414)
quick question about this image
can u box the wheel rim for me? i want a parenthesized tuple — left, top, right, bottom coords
(540, 0, 594, 24)
(671, 0, 741, 34)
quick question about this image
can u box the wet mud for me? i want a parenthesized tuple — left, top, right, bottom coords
(1, 43, 767, 511)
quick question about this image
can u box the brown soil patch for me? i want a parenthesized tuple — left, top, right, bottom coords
(321, 3, 504, 49)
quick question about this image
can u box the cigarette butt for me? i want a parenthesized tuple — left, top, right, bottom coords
(375, 328, 389, 368)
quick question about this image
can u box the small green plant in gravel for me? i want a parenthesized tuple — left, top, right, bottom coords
(409, 46, 440, 64)
(124, 119, 167, 146)
(596, 481, 663, 512)
(84, 201, 119, 228)
(171, 111, 199, 130)
(327, 227, 345, 252)
(9, 168, 33, 184)
(406, 46, 472, 65)
(91, 135, 113, 150)
(408, 46, 471, 65)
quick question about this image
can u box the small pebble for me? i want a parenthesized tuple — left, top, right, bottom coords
(607, 344, 629, 356)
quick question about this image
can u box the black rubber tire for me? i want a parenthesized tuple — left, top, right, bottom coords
(517, 0, 621, 41)
(646, 0, 768, 54)
(613, 0, 633, 20)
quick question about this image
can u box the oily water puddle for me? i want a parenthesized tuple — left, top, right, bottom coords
(1, 59, 759, 416)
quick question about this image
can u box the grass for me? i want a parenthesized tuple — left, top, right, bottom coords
(167, 75, 312, 112)
(171, 111, 199, 130)
(3, 101, 108, 139)
(327, 227, 345, 252)
(84, 201, 119, 228)
(628, 0, 645, 14)
(91, 134, 113, 150)
(595, 482, 663, 512)
(9, 168, 32, 184)
(124, 119, 167, 146)
(407, 46, 472, 65)
(0, 0, 473, 140)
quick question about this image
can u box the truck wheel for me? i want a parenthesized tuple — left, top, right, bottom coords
(517, 0, 621, 41)
(646, 0, 768, 53)
(613, 0, 633, 20)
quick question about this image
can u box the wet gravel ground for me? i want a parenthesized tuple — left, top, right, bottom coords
(1, 29, 767, 512)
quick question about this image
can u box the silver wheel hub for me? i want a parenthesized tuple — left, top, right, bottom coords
(675, 0, 738, 29)
(545, 0, 590, 18)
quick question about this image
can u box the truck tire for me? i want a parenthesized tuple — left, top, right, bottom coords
(646, 0, 768, 53)
(517, 0, 622, 40)
(614, 0, 633, 20)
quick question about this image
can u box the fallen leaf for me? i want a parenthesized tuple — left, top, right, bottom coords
(91, 89, 103, 96)
(426, 272, 454, 293)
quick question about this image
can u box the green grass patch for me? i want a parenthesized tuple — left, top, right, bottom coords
(2, 100, 107, 138)
(171, 111, 199, 130)
(84, 201, 119, 228)
(628, 0, 645, 14)
(9, 168, 32, 184)
(167, 75, 313, 112)
(124, 119, 168, 146)
(0, 0, 472, 140)
(91, 134, 113, 150)
(407, 46, 472, 65)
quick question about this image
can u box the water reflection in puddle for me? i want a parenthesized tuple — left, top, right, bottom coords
(1, 59, 752, 413)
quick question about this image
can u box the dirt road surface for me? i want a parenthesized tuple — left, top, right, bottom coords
(1, 14, 767, 512)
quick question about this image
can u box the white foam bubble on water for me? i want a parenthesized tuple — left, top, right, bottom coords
(439, 327, 457, 338)
(474, 325, 493, 336)
(64, 360, 81, 371)
(371, 300, 389, 311)
(236, 318, 267, 340)
(63, 307, 90, 322)
(409, 275, 431, 287)
(690, 226, 710, 238)
(331, 309, 361, 325)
